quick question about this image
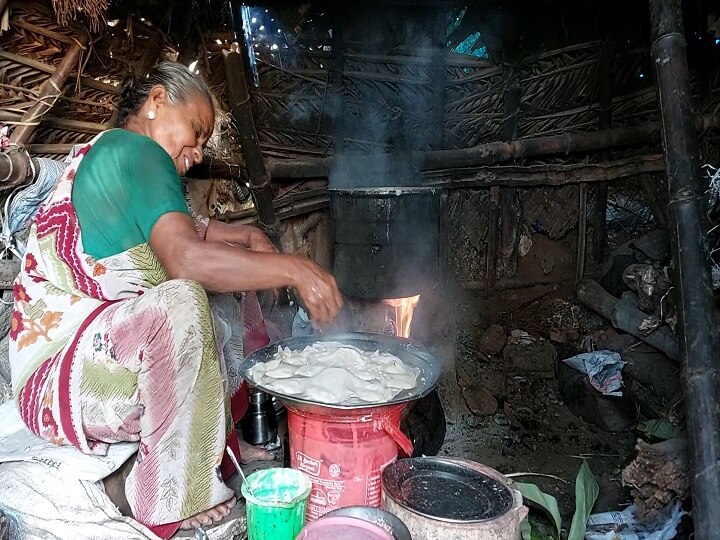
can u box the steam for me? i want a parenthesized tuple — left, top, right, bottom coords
(325, 17, 442, 189)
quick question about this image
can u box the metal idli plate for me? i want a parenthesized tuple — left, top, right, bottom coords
(382, 457, 514, 522)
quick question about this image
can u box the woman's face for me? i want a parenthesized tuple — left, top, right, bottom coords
(145, 87, 215, 175)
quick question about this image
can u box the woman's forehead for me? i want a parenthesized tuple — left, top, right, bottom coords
(185, 94, 215, 132)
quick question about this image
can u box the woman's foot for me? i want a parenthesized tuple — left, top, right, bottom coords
(238, 437, 274, 463)
(179, 495, 237, 530)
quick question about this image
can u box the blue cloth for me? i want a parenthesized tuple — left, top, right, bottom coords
(7, 158, 66, 235)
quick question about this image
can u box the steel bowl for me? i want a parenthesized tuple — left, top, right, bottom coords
(239, 332, 441, 414)
(322, 506, 412, 540)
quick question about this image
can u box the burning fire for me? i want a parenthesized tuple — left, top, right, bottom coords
(383, 295, 420, 338)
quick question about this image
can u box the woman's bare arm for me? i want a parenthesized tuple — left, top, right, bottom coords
(204, 220, 277, 253)
(150, 212, 342, 325)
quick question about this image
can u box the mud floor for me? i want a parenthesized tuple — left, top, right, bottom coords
(414, 286, 638, 531)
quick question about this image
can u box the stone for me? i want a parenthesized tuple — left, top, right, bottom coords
(538, 250, 555, 274)
(461, 385, 498, 416)
(478, 324, 507, 356)
(503, 330, 556, 377)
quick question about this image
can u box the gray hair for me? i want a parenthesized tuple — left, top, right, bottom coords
(116, 62, 214, 128)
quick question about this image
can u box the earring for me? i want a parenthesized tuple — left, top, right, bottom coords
(147, 110, 156, 120)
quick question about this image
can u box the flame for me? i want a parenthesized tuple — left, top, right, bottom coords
(383, 295, 420, 338)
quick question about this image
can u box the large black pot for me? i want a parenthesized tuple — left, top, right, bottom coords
(330, 188, 441, 300)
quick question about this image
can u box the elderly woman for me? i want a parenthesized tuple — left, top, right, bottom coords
(8, 62, 343, 538)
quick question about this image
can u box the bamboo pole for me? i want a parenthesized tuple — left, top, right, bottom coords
(266, 114, 720, 180)
(0, 147, 34, 191)
(650, 1, 720, 537)
(10, 31, 89, 145)
(223, 48, 278, 238)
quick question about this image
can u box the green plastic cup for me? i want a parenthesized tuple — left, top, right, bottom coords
(241, 468, 312, 540)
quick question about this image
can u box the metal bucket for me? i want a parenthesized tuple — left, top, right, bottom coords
(330, 188, 441, 299)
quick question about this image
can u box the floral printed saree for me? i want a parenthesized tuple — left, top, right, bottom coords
(9, 133, 268, 539)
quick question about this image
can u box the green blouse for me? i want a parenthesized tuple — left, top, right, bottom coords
(71, 129, 190, 260)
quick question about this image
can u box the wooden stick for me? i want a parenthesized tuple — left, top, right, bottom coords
(10, 31, 90, 145)
(426, 155, 665, 188)
(592, 38, 616, 263)
(25, 144, 75, 154)
(486, 186, 500, 291)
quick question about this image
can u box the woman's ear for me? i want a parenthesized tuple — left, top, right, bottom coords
(148, 85, 168, 111)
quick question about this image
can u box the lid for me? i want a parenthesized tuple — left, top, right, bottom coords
(298, 516, 394, 540)
(382, 458, 514, 523)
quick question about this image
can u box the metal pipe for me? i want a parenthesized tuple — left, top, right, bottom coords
(649, 1, 720, 536)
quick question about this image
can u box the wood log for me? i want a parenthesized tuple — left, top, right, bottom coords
(10, 30, 90, 145)
(577, 278, 678, 360)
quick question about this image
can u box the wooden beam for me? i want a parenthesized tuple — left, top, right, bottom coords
(10, 30, 90, 145)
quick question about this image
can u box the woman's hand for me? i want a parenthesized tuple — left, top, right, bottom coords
(288, 255, 344, 328)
